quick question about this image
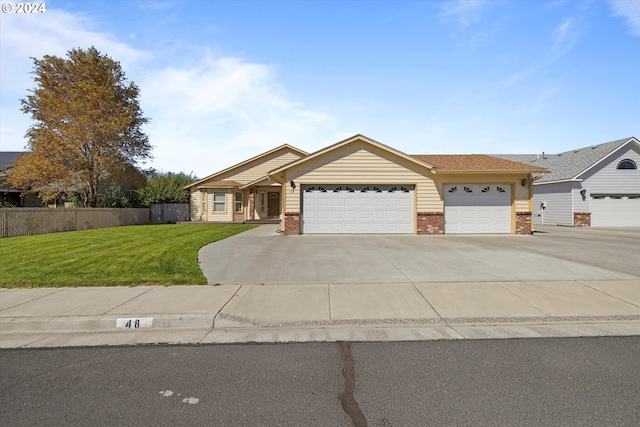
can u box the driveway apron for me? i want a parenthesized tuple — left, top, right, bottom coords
(198, 225, 640, 285)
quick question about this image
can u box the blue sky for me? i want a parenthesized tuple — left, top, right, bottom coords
(1, 0, 639, 177)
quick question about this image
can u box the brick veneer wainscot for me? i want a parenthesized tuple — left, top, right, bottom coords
(574, 212, 591, 227)
(515, 211, 532, 234)
(417, 212, 444, 235)
(284, 212, 301, 235)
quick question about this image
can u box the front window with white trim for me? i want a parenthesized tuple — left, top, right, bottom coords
(260, 191, 265, 212)
(234, 192, 243, 213)
(213, 191, 226, 212)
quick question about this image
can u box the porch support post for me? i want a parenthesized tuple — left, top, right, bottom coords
(248, 189, 256, 220)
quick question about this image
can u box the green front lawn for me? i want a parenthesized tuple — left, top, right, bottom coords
(0, 224, 255, 287)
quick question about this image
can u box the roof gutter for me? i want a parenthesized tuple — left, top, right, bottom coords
(432, 169, 551, 175)
(533, 177, 583, 185)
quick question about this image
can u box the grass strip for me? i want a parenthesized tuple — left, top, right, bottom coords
(0, 224, 255, 287)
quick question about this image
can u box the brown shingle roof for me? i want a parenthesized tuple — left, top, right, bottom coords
(411, 154, 550, 173)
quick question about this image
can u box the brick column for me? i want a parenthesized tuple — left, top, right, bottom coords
(516, 211, 532, 235)
(248, 191, 255, 220)
(574, 212, 591, 227)
(417, 212, 444, 235)
(284, 212, 301, 235)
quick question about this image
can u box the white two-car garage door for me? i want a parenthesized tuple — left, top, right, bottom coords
(302, 185, 414, 234)
(444, 185, 511, 233)
(590, 195, 640, 226)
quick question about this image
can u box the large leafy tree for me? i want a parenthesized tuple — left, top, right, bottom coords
(137, 171, 196, 206)
(8, 47, 151, 207)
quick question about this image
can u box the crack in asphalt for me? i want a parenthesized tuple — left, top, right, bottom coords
(339, 341, 367, 427)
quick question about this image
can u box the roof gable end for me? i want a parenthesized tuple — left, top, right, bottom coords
(268, 134, 435, 179)
(494, 137, 637, 183)
(186, 144, 308, 189)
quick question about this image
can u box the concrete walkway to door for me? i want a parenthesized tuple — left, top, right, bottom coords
(198, 225, 640, 285)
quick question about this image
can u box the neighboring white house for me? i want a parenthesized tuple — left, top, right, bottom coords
(498, 137, 640, 227)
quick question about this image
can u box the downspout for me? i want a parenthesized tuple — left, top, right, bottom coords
(530, 173, 546, 226)
(571, 181, 575, 226)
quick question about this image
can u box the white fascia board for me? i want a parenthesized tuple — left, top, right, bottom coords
(572, 137, 638, 180)
(533, 178, 583, 186)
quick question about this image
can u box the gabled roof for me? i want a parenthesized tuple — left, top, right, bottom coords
(495, 137, 638, 183)
(0, 152, 27, 172)
(195, 180, 243, 189)
(268, 134, 436, 179)
(239, 175, 279, 189)
(184, 144, 308, 190)
(411, 154, 550, 174)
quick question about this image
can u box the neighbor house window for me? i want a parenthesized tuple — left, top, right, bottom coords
(213, 191, 226, 212)
(234, 192, 243, 213)
(617, 159, 637, 169)
(260, 191, 265, 212)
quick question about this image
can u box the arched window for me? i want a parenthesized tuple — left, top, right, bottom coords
(617, 159, 637, 170)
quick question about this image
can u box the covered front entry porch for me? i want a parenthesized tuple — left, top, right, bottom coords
(244, 184, 282, 221)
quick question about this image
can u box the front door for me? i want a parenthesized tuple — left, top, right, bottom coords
(268, 192, 280, 217)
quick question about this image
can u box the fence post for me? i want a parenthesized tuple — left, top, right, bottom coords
(2, 210, 6, 238)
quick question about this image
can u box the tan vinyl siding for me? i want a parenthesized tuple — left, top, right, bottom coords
(283, 142, 439, 212)
(190, 189, 203, 221)
(215, 150, 304, 184)
(205, 190, 233, 221)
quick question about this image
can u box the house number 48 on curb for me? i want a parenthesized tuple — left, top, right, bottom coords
(116, 318, 153, 329)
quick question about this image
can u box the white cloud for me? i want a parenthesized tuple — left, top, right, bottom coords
(141, 54, 334, 176)
(608, 0, 640, 37)
(553, 18, 579, 53)
(439, 0, 489, 27)
(0, 3, 335, 176)
(0, 4, 147, 91)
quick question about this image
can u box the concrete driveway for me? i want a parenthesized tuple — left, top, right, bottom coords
(198, 225, 640, 285)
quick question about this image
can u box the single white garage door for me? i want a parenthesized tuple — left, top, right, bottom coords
(590, 195, 640, 226)
(444, 185, 511, 234)
(302, 185, 414, 234)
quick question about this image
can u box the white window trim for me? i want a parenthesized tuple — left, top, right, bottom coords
(234, 191, 243, 213)
(260, 191, 265, 212)
(213, 191, 226, 212)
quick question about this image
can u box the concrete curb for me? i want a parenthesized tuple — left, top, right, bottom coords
(4, 313, 640, 335)
(0, 314, 215, 332)
(2, 322, 639, 349)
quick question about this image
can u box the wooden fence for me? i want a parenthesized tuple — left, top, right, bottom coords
(0, 208, 150, 238)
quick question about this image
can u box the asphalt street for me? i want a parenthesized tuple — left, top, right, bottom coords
(2, 337, 639, 426)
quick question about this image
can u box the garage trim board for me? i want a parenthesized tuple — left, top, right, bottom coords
(302, 185, 415, 234)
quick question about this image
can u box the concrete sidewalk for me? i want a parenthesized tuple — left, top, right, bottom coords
(1, 280, 639, 348)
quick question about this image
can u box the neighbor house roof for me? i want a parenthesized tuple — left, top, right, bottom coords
(411, 154, 550, 174)
(495, 137, 637, 183)
(0, 152, 27, 172)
